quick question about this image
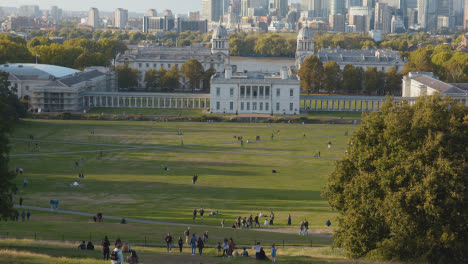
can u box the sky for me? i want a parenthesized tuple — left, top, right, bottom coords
(1, 0, 302, 15)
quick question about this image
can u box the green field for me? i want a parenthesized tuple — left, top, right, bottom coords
(2, 119, 360, 262)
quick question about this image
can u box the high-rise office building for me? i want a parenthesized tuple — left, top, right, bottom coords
(329, 14, 346, 31)
(331, 0, 346, 15)
(274, 0, 289, 17)
(147, 9, 157, 17)
(19, 5, 40, 18)
(50, 6, 62, 21)
(114, 8, 128, 28)
(378, 0, 400, 8)
(465, 0, 468, 30)
(230, 0, 242, 15)
(189, 11, 201, 20)
(349, 0, 363, 6)
(375, 2, 392, 34)
(88, 7, 100, 28)
(241, 0, 249, 16)
(301, 0, 328, 17)
(202, 0, 224, 21)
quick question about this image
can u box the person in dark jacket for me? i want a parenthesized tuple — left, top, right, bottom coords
(192, 209, 197, 220)
(101, 236, 110, 260)
(287, 214, 291, 226)
(165, 232, 173, 252)
(78, 241, 86, 250)
(86, 241, 94, 250)
(19, 197, 23, 207)
(21, 211, 25, 221)
(27, 211, 31, 220)
(178, 237, 183, 252)
(197, 237, 204, 255)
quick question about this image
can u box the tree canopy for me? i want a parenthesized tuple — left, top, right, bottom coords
(324, 95, 468, 263)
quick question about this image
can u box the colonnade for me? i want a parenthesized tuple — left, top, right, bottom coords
(299, 96, 417, 112)
(82, 92, 210, 109)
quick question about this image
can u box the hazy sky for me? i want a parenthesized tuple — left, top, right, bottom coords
(1, 0, 203, 14)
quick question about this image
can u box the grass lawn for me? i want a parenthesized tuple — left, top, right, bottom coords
(3, 119, 359, 252)
(0, 239, 385, 264)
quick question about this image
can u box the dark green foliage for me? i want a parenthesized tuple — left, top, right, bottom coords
(116, 65, 138, 89)
(0, 71, 23, 220)
(324, 95, 468, 263)
(298, 55, 324, 94)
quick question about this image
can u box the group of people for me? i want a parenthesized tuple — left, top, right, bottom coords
(78, 240, 95, 250)
(14, 210, 31, 221)
(93, 212, 104, 223)
(49, 199, 59, 211)
(228, 212, 275, 229)
(94, 236, 139, 264)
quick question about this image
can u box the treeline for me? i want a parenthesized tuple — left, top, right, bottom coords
(403, 44, 468, 83)
(117, 59, 216, 92)
(0, 34, 127, 70)
(0, 71, 26, 220)
(298, 56, 402, 95)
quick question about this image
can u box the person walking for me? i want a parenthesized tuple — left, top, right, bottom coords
(110, 242, 124, 264)
(271, 243, 277, 262)
(165, 232, 173, 252)
(199, 208, 204, 219)
(184, 227, 190, 245)
(23, 178, 27, 187)
(177, 237, 183, 253)
(300, 221, 304, 235)
(26, 211, 30, 220)
(50, 200, 54, 211)
(287, 214, 291, 226)
(190, 234, 197, 255)
(197, 236, 204, 256)
(101, 236, 111, 260)
(221, 219, 225, 228)
(203, 231, 209, 242)
(192, 209, 197, 220)
(304, 219, 309, 236)
(15, 211, 19, 221)
(21, 211, 25, 221)
(228, 238, 235, 257)
(269, 212, 274, 225)
(19, 197, 23, 207)
(255, 215, 260, 228)
(222, 238, 229, 256)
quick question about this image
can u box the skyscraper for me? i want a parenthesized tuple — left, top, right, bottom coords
(147, 9, 157, 17)
(374, 2, 392, 34)
(202, 0, 224, 21)
(274, 0, 289, 17)
(330, 0, 346, 15)
(241, 0, 249, 16)
(301, 0, 326, 17)
(50, 6, 62, 21)
(465, 0, 468, 30)
(88, 7, 99, 28)
(114, 8, 128, 28)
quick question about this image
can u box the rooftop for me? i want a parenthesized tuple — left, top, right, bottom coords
(413, 75, 465, 94)
(1, 64, 80, 79)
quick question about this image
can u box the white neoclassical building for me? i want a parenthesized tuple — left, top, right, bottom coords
(295, 27, 406, 72)
(210, 66, 301, 115)
(116, 22, 230, 87)
(402, 72, 467, 97)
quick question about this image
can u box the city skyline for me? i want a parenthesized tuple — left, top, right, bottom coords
(0, 0, 302, 14)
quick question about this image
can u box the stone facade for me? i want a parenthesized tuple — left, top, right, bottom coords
(402, 72, 466, 97)
(210, 66, 301, 114)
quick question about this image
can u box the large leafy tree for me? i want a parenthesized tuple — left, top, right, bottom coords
(298, 55, 324, 94)
(0, 40, 34, 64)
(144, 69, 159, 91)
(384, 67, 401, 95)
(202, 67, 216, 91)
(116, 65, 138, 89)
(342, 64, 362, 94)
(323, 61, 342, 94)
(164, 65, 181, 91)
(180, 59, 204, 92)
(324, 95, 468, 263)
(363, 67, 385, 95)
(0, 71, 24, 220)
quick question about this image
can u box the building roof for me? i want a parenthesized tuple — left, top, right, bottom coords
(316, 48, 403, 65)
(1, 64, 80, 79)
(59, 70, 105, 86)
(213, 71, 298, 81)
(413, 75, 465, 94)
(297, 27, 314, 40)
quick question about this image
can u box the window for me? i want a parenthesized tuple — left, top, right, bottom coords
(260, 102, 263, 111)
(146, 63, 149, 67)
(241, 102, 244, 110)
(259, 86, 264, 97)
(247, 102, 250, 110)
(265, 86, 270, 96)
(230, 102, 233, 110)
(138, 63, 142, 68)
(153, 63, 156, 67)
(290, 88, 294, 97)
(246, 86, 251, 97)
(265, 103, 269, 111)
(216, 88, 220, 96)
(253, 102, 257, 110)
(240, 86, 245, 97)
(276, 88, 280, 97)
(253, 86, 258, 97)
(216, 102, 220, 110)
(290, 103, 294, 111)
(276, 102, 280, 111)
(25, 86, 29, 91)
(230, 88, 234, 96)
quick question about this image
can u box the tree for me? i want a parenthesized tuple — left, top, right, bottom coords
(27, 36, 53, 49)
(116, 65, 138, 89)
(324, 95, 468, 263)
(0, 71, 24, 220)
(157, 66, 167, 90)
(323, 61, 342, 94)
(180, 59, 204, 92)
(384, 67, 401, 95)
(363, 67, 385, 95)
(30, 43, 83, 68)
(144, 69, 159, 90)
(343, 64, 362, 94)
(73, 52, 108, 70)
(0, 40, 34, 64)
(164, 65, 181, 91)
(202, 67, 216, 91)
(298, 55, 324, 94)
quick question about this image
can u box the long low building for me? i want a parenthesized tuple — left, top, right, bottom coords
(2, 64, 113, 112)
(402, 72, 467, 97)
(210, 66, 301, 115)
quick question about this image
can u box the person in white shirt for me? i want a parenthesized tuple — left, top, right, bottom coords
(111, 242, 124, 264)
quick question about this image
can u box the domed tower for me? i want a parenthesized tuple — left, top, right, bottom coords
(295, 26, 315, 68)
(211, 22, 230, 64)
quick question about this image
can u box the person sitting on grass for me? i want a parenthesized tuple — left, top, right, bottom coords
(87, 241, 94, 250)
(127, 250, 139, 264)
(78, 241, 86, 250)
(241, 247, 249, 257)
(259, 247, 269, 261)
